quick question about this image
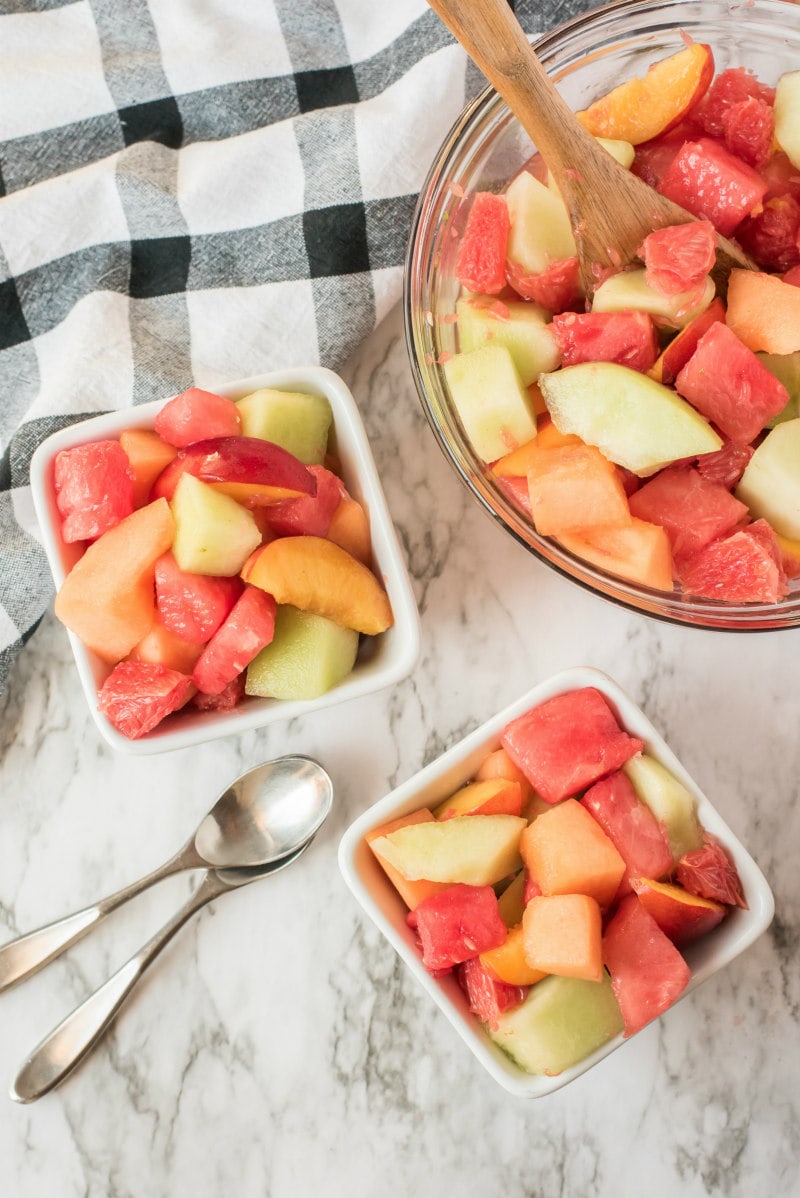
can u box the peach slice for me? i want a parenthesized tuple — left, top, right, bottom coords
(241, 535, 393, 635)
(630, 877, 726, 946)
(577, 42, 714, 145)
(726, 269, 800, 355)
(480, 924, 548, 987)
(151, 436, 316, 506)
(647, 297, 726, 386)
(433, 778, 524, 820)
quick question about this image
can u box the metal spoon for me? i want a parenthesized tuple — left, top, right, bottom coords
(0, 755, 333, 992)
(10, 843, 316, 1103)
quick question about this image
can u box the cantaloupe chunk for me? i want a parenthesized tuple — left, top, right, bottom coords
(726, 269, 800, 355)
(527, 443, 632, 537)
(54, 498, 175, 663)
(522, 893, 603, 981)
(520, 799, 626, 909)
(480, 923, 548, 986)
(119, 428, 178, 508)
(366, 809, 450, 911)
(127, 618, 204, 674)
(558, 516, 674, 591)
(326, 496, 372, 563)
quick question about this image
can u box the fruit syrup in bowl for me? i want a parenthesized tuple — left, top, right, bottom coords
(404, 0, 800, 631)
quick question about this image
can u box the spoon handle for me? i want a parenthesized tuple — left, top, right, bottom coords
(10, 870, 228, 1103)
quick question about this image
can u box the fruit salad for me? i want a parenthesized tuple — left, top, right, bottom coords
(366, 685, 748, 1077)
(442, 47, 800, 604)
(49, 385, 394, 739)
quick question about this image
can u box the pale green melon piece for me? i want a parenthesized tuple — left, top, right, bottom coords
(757, 352, 800, 427)
(456, 296, 561, 386)
(245, 605, 359, 701)
(443, 344, 538, 463)
(596, 136, 635, 169)
(505, 169, 576, 275)
(735, 418, 800, 539)
(370, 814, 525, 887)
(623, 753, 702, 861)
(774, 69, 800, 171)
(592, 268, 715, 330)
(538, 361, 722, 477)
(235, 388, 333, 464)
(170, 473, 261, 576)
(488, 973, 623, 1076)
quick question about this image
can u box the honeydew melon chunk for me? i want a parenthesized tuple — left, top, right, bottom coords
(596, 137, 635, 169)
(235, 388, 333, 464)
(623, 753, 702, 861)
(592, 268, 715, 330)
(170, 473, 262, 576)
(735, 418, 800, 539)
(245, 604, 359, 700)
(488, 973, 623, 1075)
(538, 361, 722, 477)
(505, 169, 576, 275)
(456, 296, 561, 386)
(369, 814, 526, 886)
(443, 344, 539, 462)
(757, 352, 800, 427)
(774, 70, 800, 171)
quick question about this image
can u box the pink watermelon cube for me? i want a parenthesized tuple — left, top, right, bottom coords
(191, 586, 277, 696)
(97, 661, 194, 740)
(54, 441, 135, 543)
(456, 956, 528, 1030)
(602, 893, 691, 1037)
(154, 386, 242, 447)
(454, 191, 510, 295)
(581, 770, 673, 898)
(155, 552, 242, 643)
(657, 137, 768, 236)
(628, 464, 748, 563)
(412, 884, 507, 973)
(500, 687, 643, 804)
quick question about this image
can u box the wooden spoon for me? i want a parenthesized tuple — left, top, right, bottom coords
(427, 0, 754, 294)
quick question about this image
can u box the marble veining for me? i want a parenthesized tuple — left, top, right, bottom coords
(1, 306, 799, 1197)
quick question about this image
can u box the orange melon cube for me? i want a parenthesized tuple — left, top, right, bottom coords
(119, 428, 178, 508)
(520, 798, 626, 909)
(433, 778, 523, 820)
(127, 619, 205, 674)
(522, 893, 604, 982)
(480, 923, 549, 986)
(558, 515, 674, 591)
(726, 269, 800, 355)
(492, 437, 539, 479)
(366, 809, 449, 910)
(534, 415, 584, 450)
(527, 443, 632, 537)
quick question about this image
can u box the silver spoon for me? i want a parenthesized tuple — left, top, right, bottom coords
(11, 842, 316, 1103)
(0, 755, 333, 992)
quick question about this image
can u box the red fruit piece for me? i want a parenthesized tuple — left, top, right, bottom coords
(657, 138, 767, 236)
(456, 956, 528, 1030)
(412, 884, 507, 973)
(638, 220, 717, 296)
(581, 770, 673, 898)
(602, 893, 691, 1037)
(628, 465, 748, 563)
(677, 838, 747, 908)
(155, 553, 242, 643)
(501, 687, 643, 805)
(678, 518, 788, 604)
(154, 387, 242, 448)
(632, 123, 694, 189)
(506, 256, 581, 312)
(191, 673, 246, 711)
(151, 436, 316, 505)
(721, 95, 775, 170)
(495, 474, 532, 516)
(265, 464, 343, 538)
(784, 265, 800, 288)
(97, 661, 194, 739)
(675, 322, 788, 444)
(551, 310, 658, 372)
(693, 67, 775, 139)
(737, 195, 800, 274)
(54, 441, 134, 542)
(695, 440, 754, 489)
(455, 191, 510, 295)
(192, 586, 277, 696)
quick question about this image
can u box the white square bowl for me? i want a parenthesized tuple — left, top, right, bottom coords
(338, 666, 775, 1098)
(29, 366, 420, 755)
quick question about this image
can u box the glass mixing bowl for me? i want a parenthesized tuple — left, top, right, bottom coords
(404, 0, 800, 631)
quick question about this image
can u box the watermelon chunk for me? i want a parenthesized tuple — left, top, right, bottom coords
(657, 138, 768, 236)
(190, 673, 246, 711)
(551, 310, 658, 372)
(581, 770, 673, 899)
(154, 387, 242, 448)
(721, 95, 775, 170)
(676, 838, 748, 908)
(54, 441, 135, 542)
(192, 586, 277, 696)
(638, 220, 717, 296)
(602, 894, 691, 1037)
(628, 464, 748, 562)
(501, 687, 644, 805)
(693, 67, 776, 139)
(97, 661, 194, 739)
(678, 518, 789, 603)
(456, 956, 528, 1030)
(155, 553, 242, 643)
(412, 884, 507, 973)
(454, 191, 510, 295)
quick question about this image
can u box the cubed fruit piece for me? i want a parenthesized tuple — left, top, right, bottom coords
(623, 753, 702, 861)
(191, 586, 277, 696)
(119, 428, 178, 508)
(737, 194, 800, 275)
(127, 619, 204, 674)
(245, 604, 359, 701)
(526, 443, 632, 537)
(520, 799, 626, 909)
(676, 840, 747, 908)
(628, 464, 748, 562)
(695, 439, 754, 489)
(264, 464, 343, 538)
(558, 516, 674, 591)
(551, 310, 658, 373)
(774, 69, 800, 171)
(505, 256, 581, 313)
(475, 747, 532, 800)
(152, 435, 316, 505)
(366, 809, 451, 911)
(647, 297, 726, 386)
(657, 138, 767, 236)
(433, 778, 523, 820)
(522, 894, 603, 982)
(235, 388, 333, 465)
(488, 972, 623, 1076)
(155, 552, 242, 641)
(242, 534, 392, 636)
(592, 268, 716, 331)
(412, 884, 507, 972)
(54, 498, 175, 663)
(726, 269, 800, 356)
(480, 924, 548, 987)
(581, 771, 673, 898)
(577, 43, 714, 145)
(638, 220, 717, 296)
(368, 814, 525, 887)
(326, 495, 372, 564)
(497, 872, 527, 927)
(456, 296, 561, 386)
(501, 687, 644, 805)
(630, 877, 726, 946)
(442, 344, 538, 463)
(191, 673, 245, 712)
(97, 660, 194, 739)
(721, 95, 776, 171)
(602, 893, 691, 1037)
(758, 352, 800, 427)
(677, 519, 788, 604)
(539, 361, 722, 477)
(54, 441, 135, 542)
(675, 322, 788, 444)
(735, 418, 800, 539)
(154, 387, 241, 448)
(454, 191, 510, 295)
(170, 473, 262, 577)
(457, 956, 529, 1030)
(505, 169, 576, 276)
(694, 66, 776, 139)
(596, 136, 635, 168)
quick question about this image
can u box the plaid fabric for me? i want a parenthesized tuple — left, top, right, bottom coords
(0, 0, 590, 692)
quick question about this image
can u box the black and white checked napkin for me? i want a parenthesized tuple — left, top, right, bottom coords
(0, 0, 590, 693)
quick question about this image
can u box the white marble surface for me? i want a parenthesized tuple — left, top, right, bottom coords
(1, 304, 798, 1198)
